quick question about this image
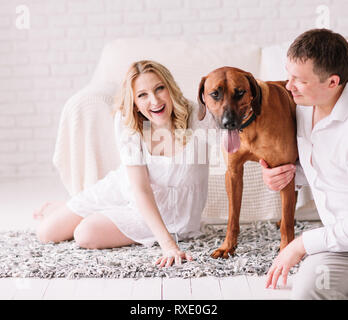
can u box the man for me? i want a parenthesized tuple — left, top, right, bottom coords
(260, 29, 348, 299)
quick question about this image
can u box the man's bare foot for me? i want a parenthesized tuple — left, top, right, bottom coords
(32, 202, 63, 220)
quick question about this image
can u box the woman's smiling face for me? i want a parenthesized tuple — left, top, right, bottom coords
(133, 72, 174, 129)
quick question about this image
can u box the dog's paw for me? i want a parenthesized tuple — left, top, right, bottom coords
(210, 247, 235, 259)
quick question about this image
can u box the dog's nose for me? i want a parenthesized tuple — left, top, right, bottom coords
(222, 115, 237, 130)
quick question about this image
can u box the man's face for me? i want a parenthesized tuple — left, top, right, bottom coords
(285, 58, 331, 107)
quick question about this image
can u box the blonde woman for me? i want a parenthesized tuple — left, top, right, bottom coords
(34, 60, 212, 267)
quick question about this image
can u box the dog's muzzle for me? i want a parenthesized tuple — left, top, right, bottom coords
(221, 110, 240, 130)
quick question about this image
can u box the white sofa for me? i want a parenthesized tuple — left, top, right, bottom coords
(53, 38, 319, 223)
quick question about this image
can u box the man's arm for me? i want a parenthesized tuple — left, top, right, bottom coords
(303, 219, 348, 254)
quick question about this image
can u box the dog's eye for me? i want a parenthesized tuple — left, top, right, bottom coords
(235, 89, 246, 98)
(209, 90, 220, 100)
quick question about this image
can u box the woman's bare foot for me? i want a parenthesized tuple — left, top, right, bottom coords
(33, 202, 64, 221)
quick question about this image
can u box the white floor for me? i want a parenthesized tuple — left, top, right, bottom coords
(0, 175, 294, 300)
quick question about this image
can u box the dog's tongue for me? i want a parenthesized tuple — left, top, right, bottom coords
(223, 130, 240, 153)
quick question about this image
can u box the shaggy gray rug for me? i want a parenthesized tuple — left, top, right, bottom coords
(0, 220, 321, 279)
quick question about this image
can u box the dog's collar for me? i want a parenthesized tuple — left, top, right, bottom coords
(238, 83, 262, 132)
(239, 112, 256, 132)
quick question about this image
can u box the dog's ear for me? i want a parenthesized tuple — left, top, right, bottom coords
(246, 73, 262, 116)
(197, 76, 207, 121)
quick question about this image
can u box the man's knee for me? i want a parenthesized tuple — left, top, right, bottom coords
(291, 253, 348, 300)
(291, 276, 321, 299)
(291, 253, 329, 299)
(292, 277, 346, 300)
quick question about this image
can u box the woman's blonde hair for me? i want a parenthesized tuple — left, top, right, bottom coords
(114, 60, 192, 142)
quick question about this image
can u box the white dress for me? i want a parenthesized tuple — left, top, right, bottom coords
(66, 103, 214, 246)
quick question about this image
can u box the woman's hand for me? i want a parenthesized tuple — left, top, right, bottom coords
(155, 242, 193, 268)
(259, 159, 296, 191)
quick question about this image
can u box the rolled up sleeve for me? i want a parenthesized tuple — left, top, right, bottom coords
(303, 218, 348, 254)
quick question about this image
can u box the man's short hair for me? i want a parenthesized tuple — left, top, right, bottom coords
(287, 28, 348, 85)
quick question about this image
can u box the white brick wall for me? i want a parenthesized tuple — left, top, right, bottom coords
(0, 0, 347, 178)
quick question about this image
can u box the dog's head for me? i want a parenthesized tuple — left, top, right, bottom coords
(197, 66, 262, 128)
(197, 67, 262, 154)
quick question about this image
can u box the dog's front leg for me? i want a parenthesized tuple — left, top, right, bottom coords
(279, 179, 296, 250)
(211, 166, 243, 259)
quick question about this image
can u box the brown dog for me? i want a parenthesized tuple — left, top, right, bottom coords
(198, 66, 298, 259)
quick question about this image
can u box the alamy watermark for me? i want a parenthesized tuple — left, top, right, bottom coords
(315, 4, 330, 29)
(120, 124, 228, 175)
(315, 264, 330, 290)
(15, 5, 30, 30)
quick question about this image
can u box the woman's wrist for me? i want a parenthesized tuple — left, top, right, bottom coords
(158, 235, 178, 251)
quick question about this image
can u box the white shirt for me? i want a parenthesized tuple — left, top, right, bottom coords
(296, 84, 348, 254)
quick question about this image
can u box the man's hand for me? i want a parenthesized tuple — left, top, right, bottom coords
(259, 159, 296, 191)
(266, 236, 306, 289)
